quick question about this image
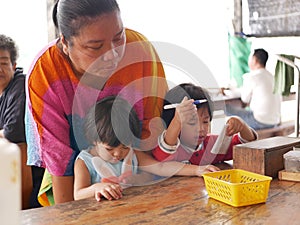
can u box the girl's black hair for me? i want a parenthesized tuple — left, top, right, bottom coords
(84, 96, 141, 148)
(52, 0, 120, 42)
(162, 83, 214, 128)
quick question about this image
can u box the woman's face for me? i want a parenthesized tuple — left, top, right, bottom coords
(0, 49, 16, 92)
(180, 107, 210, 149)
(62, 10, 126, 79)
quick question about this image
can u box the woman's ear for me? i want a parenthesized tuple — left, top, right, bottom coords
(60, 34, 69, 56)
(12, 62, 17, 71)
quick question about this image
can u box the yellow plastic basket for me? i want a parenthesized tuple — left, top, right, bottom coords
(202, 169, 272, 207)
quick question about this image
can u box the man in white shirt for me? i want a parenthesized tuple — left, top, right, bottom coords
(225, 48, 281, 130)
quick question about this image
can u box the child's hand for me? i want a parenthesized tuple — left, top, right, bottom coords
(173, 97, 197, 126)
(94, 182, 123, 202)
(195, 164, 220, 177)
(226, 116, 256, 141)
(225, 116, 245, 136)
(164, 96, 198, 147)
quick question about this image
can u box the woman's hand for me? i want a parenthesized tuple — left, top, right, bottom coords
(195, 164, 220, 177)
(94, 182, 123, 202)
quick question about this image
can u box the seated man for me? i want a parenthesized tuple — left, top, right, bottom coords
(0, 34, 25, 143)
(225, 48, 281, 130)
(0, 34, 42, 209)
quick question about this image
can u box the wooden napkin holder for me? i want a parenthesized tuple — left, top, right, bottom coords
(233, 136, 300, 178)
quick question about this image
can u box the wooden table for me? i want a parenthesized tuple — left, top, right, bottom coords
(212, 91, 296, 112)
(21, 171, 300, 225)
(212, 95, 243, 111)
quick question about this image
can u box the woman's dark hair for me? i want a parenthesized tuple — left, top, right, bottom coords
(52, 0, 120, 42)
(0, 34, 18, 65)
(84, 96, 141, 148)
(162, 83, 214, 128)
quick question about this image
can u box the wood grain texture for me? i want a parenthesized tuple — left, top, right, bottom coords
(19, 143, 32, 210)
(233, 137, 300, 177)
(21, 174, 300, 225)
(279, 170, 300, 182)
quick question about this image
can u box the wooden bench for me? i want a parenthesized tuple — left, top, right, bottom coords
(256, 120, 295, 139)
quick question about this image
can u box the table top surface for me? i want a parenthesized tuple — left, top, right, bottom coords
(21, 169, 300, 225)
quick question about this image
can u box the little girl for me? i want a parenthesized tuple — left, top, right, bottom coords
(152, 83, 257, 165)
(74, 95, 219, 201)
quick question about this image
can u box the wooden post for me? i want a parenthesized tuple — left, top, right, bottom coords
(47, 0, 58, 42)
(232, 0, 242, 34)
(19, 143, 32, 210)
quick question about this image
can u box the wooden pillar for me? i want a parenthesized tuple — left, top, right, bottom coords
(19, 143, 32, 209)
(47, 0, 58, 42)
(232, 0, 242, 34)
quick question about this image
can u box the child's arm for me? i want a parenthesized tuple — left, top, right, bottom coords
(226, 116, 256, 141)
(164, 97, 197, 146)
(74, 159, 123, 201)
(136, 151, 219, 177)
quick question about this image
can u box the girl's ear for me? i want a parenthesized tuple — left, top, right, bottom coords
(60, 34, 69, 56)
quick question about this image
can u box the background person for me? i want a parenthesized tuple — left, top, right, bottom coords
(0, 34, 34, 209)
(0, 34, 25, 143)
(225, 48, 281, 130)
(25, 0, 168, 205)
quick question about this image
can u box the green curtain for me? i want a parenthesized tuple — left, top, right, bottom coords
(228, 34, 251, 87)
(274, 54, 295, 96)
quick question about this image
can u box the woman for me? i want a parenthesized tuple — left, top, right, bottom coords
(26, 0, 168, 205)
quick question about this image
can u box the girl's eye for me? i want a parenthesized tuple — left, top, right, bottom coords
(121, 145, 130, 150)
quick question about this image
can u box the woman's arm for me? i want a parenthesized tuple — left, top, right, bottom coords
(52, 175, 74, 204)
(136, 151, 219, 177)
